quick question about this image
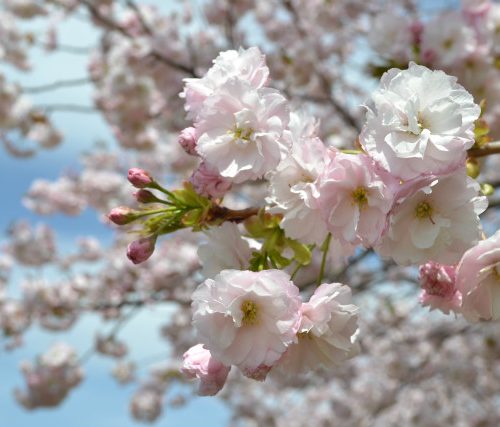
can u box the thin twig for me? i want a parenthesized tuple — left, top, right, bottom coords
(317, 233, 332, 286)
(22, 77, 93, 94)
(79, 0, 197, 76)
(38, 104, 97, 113)
(468, 141, 500, 158)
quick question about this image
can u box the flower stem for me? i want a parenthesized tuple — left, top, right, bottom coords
(317, 233, 332, 286)
(290, 261, 303, 281)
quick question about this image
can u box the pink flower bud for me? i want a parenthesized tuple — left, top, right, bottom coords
(108, 207, 137, 225)
(128, 168, 154, 188)
(178, 127, 198, 156)
(181, 344, 230, 396)
(409, 20, 423, 44)
(133, 190, 158, 204)
(189, 162, 231, 199)
(127, 236, 156, 264)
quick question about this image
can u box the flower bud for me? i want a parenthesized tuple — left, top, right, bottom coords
(127, 236, 156, 264)
(178, 127, 198, 156)
(108, 207, 138, 225)
(128, 168, 154, 188)
(466, 158, 480, 179)
(133, 190, 158, 204)
(181, 344, 230, 396)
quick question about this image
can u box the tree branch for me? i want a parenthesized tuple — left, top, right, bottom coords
(38, 104, 97, 113)
(211, 206, 260, 223)
(22, 77, 93, 94)
(468, 141, 500, 158)
(79, 0, 197, 77)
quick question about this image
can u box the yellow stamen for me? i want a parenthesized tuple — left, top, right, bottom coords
(352, 187, 368, 208)
(241, 300, 259, 326)
(415, 201, 433, 222)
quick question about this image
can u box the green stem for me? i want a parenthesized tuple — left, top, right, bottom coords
(317, 233, 332, 286)
(134, 208, 174, 220)
(290, 262, 303, 281)
(150, 182, 181, 203)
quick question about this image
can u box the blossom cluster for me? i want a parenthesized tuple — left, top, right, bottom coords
(15, 343, 83, 409)
(106, 45, 499, 396)
(3, 0, 500, 422)
(183, 270, 359, 394)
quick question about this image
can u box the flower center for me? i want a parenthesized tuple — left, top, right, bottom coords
(241, 300, 259, 326)
(297, 331, 313, 340)
(352, 187, 368, 208)
(443, 38, 454, 50)
(231, 126, 253, 144)
(415, 201, 434, 223)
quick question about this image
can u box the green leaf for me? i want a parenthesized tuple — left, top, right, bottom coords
(287, 239, 312, 265)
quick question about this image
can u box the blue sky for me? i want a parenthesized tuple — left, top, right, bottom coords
(0, 2, 230, 426)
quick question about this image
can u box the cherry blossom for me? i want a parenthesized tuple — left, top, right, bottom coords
(377, 171, 487, 265)
(192, 269, 301, 379)
(194, 79, 290, 183)
(456, 230, 500, 321)
(181, 344, 231, 396)
(360, 63, 480, 180)
(277, 282, 359, 374)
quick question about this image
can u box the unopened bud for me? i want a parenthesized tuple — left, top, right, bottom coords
(128, 168, 154, 188)
(134, 189, 159, 204)
(127, 236, 156, 264)
(480, 182, 494, 196)
(178, 127, 198, 156)
(466, 158, 480, 179)
(108, 207, 138, 225)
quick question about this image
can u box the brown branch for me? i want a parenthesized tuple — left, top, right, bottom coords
(79, 0, 197, 77)
(281, 0, 361, 133)
(38, 104, 97, 113)
(211, 206, 260, 223)
(125, 0, 154, 36)
(22, 77, 93, 94)
(468, 141, 500, 158)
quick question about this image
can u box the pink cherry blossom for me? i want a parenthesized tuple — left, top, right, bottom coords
(15, 343, 83, 409)
(178, 126, 198, 156)
(194, 78, 290, 183)
(192, 269, 301, 379)
(277, 282, 359, 375)
(420, 11, 476, 67)
(316, 152, 396, 247)
(197, 222, 254, 279)
(181, 46, 269, 119)
(456, 230, 500, 321)
(181, 344, 231, 396)
(189, 161, 232, 199)
(377, 171, 487, 265)
(360, 63, 480, 180)
(419, 261, 461, 314)
(267, 111, 330, 246)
